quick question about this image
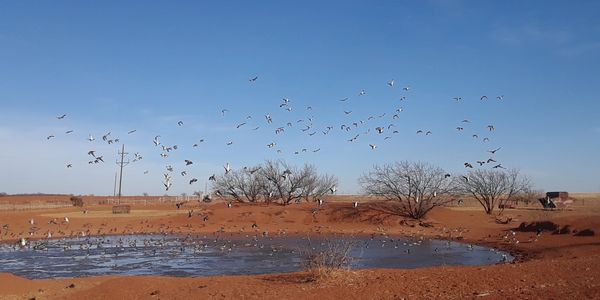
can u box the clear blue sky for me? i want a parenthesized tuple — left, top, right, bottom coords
(1, 1, 599, 195)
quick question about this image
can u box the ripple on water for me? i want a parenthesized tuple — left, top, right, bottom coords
(0, 234, 513, 279)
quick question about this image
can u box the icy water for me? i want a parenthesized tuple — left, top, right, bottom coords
(0, 234, 513, 279)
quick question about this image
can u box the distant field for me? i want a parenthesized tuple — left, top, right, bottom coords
(0, 193, 598, 211)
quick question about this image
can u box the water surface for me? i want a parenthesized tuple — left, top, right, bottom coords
(0, 234, 512, 279)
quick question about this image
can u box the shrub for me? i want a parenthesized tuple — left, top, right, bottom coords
(299, 238, 355, 281)
(70, 196, 84, 207)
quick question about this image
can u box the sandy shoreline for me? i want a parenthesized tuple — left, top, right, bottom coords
(1, 195, 599, 299)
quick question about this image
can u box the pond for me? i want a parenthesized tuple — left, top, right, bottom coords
(0, 234, 513, 279)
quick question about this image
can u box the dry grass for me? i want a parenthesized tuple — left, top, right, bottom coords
(300, 238, 356, 282)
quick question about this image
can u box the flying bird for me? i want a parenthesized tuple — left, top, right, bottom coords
(464, 162, 473, 168)
(480, 95, 488, 101)
(128, 130, 137, 134)
(249, 76, 258, 82)
(56, 114, 67, 119)
(387, 79, 395, 87)
(178, 121, 184, 126)
(488, 147, 502, 154)
(189, 178, 198, 184)
(46, 135, 55, 140)
(185, 160, 193, 166)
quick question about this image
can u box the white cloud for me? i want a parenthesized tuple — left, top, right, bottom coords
(491, 24, 571, 47)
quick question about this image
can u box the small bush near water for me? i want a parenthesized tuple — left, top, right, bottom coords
(299, 238, 355, 281)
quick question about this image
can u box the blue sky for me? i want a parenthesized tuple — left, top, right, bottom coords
(1, 1, 599, 195)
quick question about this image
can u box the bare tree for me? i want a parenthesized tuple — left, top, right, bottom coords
(260, 160, 313, 205)
(211, 167, 263, 203)
(212, 160, 336, 205)
(359, 161, 457, 219)
(459, 168, 531, 214)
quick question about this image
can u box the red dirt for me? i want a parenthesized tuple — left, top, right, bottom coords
(0, 195, 599, 299)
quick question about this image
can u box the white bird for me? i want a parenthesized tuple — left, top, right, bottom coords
(88, 134, 95, 142)
(353, 201, 358, 208)
(178, 121, 184, 126)
(28, 218, 34, 225)
(153, 135, 161, 146)
(387, 79, 394, 87)
(369, 144, 377, 150)
(358, 89, 366, 96)
(224, 163, 231, 174)
(64, 217, 69, 224)
(403, 85, 411, 91)
(330, 186, 337, 194)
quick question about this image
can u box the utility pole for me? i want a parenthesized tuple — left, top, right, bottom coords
(113, 172, 117, 198)
(115, 144, 130, 204)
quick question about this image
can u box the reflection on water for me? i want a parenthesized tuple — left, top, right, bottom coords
(0, 234, 512, 279)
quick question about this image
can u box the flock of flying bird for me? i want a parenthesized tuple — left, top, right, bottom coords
(46, 76, 508, 192)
